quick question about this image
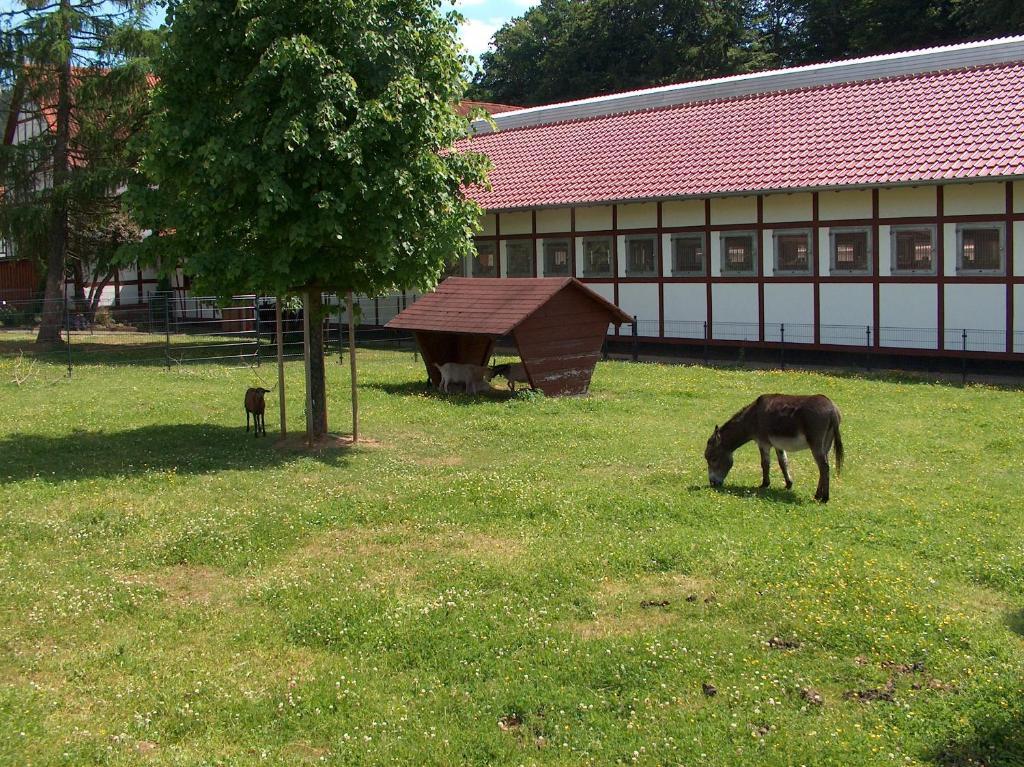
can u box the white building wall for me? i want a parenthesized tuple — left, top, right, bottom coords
(1015, 183, 1024, 214)
(761, 230, 774, 277)
(763, 193, 812, 223)
(1014, 222, 1024, 277)
(536, 208, 571, 234)
(878, 225, 892, 276)
(944, 284, 1006, 352)
(662, 200, 704, 227)
(819, 283, 873, 345)
(479, 214, 497, 236)
(879, 284, 937, 349)
(617, 202, 657, 229)
(818, 228, 831, 276)
(711, 283, 758, 341)
(763, 283, 814, 342)
(942, 223, 957, 277)
(617, 283, 659, 329)
(944, 182, 1005, 215)
(500, 211, 532, 235)
(879, 186, 937, 218)
(710, 196, 757, 226)
(575, 205, 613, 232)
(819, 189, 872, 220)
(1015, 286, 1024, 353)
(663, 284, 707, 338)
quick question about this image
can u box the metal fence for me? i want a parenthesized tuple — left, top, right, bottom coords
(1, 292, 1021, 382)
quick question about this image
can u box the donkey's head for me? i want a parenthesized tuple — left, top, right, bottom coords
(704, 425, 734, 488)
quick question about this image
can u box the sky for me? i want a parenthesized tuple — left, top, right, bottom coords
(450, 0, 538, 59)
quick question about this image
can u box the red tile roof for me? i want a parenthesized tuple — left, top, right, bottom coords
(386, 277, 632, 335)
(458, 61, 1024, 210)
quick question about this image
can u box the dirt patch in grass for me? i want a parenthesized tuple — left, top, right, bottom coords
(147, 564, 234, 606)
(280, 741, 330, 761)
(571, 572, 713, 639)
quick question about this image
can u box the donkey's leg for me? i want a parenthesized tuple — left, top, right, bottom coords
(812, 449, 830, 502)
(776, 449, 793, 489)
(246, 410, 250, 433)
(758, 443, 772, 488)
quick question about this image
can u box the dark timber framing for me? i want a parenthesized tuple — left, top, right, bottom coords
(469, 181, 1024, 362)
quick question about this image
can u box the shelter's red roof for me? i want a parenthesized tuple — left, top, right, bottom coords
(386, 277, 632, 335)
(458, 61, 1024, 209)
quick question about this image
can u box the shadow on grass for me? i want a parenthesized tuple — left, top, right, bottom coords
(929, 712, 1024, 766)
(685, 483, 807, 505)
(0, 424, 352, 483)
(365, 380, 516, 403)
(1007, 608, 1024, 638)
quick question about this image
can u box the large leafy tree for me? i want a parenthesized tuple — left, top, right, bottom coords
(470, 0, 1024, 106)
(135, 0, 489, 442)
(0, 0, 157, 343)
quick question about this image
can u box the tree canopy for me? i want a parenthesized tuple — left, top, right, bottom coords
(134, 0, 490, 440)
(469, 0, 1024, 106)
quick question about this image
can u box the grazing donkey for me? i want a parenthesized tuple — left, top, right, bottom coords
(244, 387, 271, 437)
(704, 394, 843, 502)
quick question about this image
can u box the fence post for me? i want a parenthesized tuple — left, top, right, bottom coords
(64, 296, 72, 378)
(164, 298, 171, 369)
(338, 302, 346, 364)
(703, 321, 709, 364)
(601, 336, 608, 361)
(780, 323, 786, 371)
(865, 325, 872, 371)
(254, 295, 261, 367)
(961, 329, 968, 386)
(632, 316, 639, 362)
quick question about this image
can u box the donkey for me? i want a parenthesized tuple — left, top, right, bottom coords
(704, 394, 843, 502)
(244, 387, 271, 437)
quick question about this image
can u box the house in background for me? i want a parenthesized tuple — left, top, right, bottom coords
(452, 36, 1024, 360)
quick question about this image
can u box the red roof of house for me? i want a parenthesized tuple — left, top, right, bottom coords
(458, 61, 1024, 210)
(386, 277, 632, 335)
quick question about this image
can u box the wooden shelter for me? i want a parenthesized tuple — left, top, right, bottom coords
(386, 277, 633, 396)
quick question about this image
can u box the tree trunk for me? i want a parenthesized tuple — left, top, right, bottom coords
(36, 1, 73, 344)
(303, 288, 327, 442)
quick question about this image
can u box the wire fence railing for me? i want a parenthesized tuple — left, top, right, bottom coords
(1, 293, 1021, 384)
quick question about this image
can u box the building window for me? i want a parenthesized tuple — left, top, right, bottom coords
(543, 239, 571, 276)
(720, 232, 757, 275)
(830, 228, 872, 274)
(891, 226, 936, 274)
(773, 230, 812, 275)
(470, 240, 497, 277)
(504, 240, 534, 277)
(0, 240, 9, 261)
(957, 223, 1004, 274)
(671, 234, 704, 276)
(624, 235, 657, 277)
(582, 237, 613, 277)
(443, 256, 465, 278)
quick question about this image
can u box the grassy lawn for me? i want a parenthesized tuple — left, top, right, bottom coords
(0, 348, 1021, 766)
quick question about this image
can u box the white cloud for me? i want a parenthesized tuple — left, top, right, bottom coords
(460, 17, 502, 58)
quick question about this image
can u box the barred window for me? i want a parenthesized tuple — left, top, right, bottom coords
(625, 235, 657, 277)
(720, 232, 757, 275)
(891, 227, 936, 274)
(774, 231, 811, 274)
(830, 228, 871, 274)
(504, 240, 534, 277)
(671, 234, 704, 275)
(471, 240, 497, 277)
(957, 224, 1004, 274)
(582, 237, 613, 277)
(543, 239, 571, 276)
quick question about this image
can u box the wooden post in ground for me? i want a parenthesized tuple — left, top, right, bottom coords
(347, 291, 359, 443)
(303, 290, 314, 446)
(275, 297, 286, 438)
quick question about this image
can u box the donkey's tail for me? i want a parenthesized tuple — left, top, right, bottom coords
(832, 411, 844, 477)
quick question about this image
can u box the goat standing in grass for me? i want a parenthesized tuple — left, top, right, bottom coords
(433, 363, 492, 394)
(245, 387, 271, 437)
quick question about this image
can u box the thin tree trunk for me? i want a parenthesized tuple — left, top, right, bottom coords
(36, 0, 73, 344)
(347, 291, 358, 443)
(275, 297, 286, 439)
(303, 288, 327, 443)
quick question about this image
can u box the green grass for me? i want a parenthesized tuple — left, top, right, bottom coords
(0, 347, 1022, 766)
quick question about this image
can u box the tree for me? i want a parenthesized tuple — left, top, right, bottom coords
(0, 0, 157, 343)
(134, 0, 489, 443)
